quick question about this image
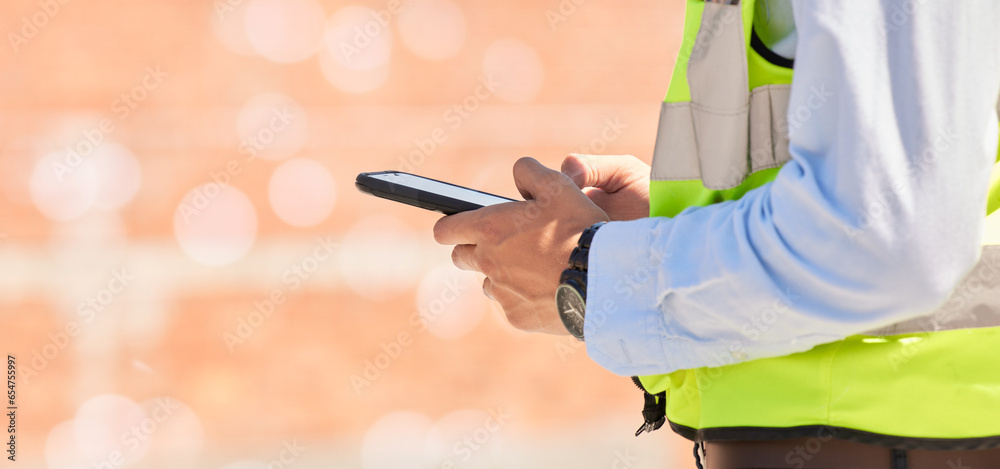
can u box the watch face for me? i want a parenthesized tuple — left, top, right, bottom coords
(556, 284, 586, 340)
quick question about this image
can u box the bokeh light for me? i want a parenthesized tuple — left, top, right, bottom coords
(91, 142, 142, 210)
(211, 1, 256, 56)
(30, 151, 99, 221)
(323, 6, 393, 71)
(173, 184, 258, 266)
(138, 397, 205, 466)
(243, 0, 326, 63)
(4, 1, 691, 467)
(482, 38, 545, 104)
(397, 0, 467, 61)
(44, 421, 89, 469)
(338, 215, 423, 300)
(320, 6, 394, 94)
(268, 158, 337, 228)
(73, 394, 150, 465)
(414, 264, 486, 340)
(424, 409, 504, 467)
(318, 49, 391, 95)
(236, 93, 309, 162)
(361, 411, 434, 469)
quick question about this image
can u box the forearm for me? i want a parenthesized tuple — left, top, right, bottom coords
(585, 0, 1000, 376)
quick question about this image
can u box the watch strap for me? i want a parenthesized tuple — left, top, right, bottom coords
(566, 221, 606, 273)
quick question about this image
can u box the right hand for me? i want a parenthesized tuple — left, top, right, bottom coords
(560, 154, 651, 221)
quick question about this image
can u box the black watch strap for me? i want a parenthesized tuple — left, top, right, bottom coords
(564, 221, 607, 294)
(556, 221, 606, 341)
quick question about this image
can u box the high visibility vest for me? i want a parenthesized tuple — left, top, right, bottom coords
(633, 0, 1000, 449)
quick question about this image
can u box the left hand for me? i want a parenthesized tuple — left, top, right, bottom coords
(433, 157, 610, 334)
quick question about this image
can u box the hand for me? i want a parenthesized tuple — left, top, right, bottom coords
(433, 157, 609, 334)
(560, 154, 651, 221)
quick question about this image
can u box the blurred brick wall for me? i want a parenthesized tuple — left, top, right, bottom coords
(0, 1, 692, 467)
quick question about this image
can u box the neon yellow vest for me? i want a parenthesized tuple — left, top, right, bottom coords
(635, 0, 1000, 449)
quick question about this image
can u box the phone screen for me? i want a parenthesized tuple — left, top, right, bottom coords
(366, 172, 513, 207)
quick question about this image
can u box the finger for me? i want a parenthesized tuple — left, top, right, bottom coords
(583, 187, 613, 210)
(433, 207, 492, 245)
(450, 244, 480, 272)
(565, 154, 647, 193)
(560, 154, 589, 189)
(512, 157, 575, 201)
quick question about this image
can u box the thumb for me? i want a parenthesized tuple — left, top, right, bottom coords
(561, 154, 637, 193)
(513, 157, 576, 201)
(560, 154, 590, 189)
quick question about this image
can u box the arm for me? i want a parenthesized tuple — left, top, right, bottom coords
(585, 0, 1000, 376)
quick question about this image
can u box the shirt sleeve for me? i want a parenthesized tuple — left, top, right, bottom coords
(584, 0, 1000, 376)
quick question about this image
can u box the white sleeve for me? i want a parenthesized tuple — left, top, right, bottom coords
(584, 0, 1000, 376)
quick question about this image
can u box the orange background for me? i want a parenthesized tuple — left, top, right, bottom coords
(0, 0, 692, 467)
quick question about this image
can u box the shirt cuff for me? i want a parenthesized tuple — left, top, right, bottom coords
(583, 217, 675, 376)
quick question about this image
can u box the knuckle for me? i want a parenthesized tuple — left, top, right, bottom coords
(474, 217, 502, 244)
(477, 256, 497, 277)
(559, 155, 579, 174)
(539, 171, 566, 195)
(514, 156, 533, 171)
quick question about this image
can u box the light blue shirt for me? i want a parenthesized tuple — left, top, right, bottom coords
(585, 0, 1000, 376)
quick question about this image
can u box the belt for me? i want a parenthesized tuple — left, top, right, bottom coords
(703, 438, 1000, 469)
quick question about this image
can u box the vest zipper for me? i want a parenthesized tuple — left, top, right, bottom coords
(631, 376, 667, 436)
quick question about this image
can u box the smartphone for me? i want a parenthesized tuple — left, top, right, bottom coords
(355, 171, 516, 215)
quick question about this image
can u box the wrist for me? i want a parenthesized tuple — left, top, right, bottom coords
(555, 221, 606, 340)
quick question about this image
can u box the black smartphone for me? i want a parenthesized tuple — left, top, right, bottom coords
(355, 171, 516, 215)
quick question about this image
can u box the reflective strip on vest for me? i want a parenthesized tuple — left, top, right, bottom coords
(651, 86, 792, 189)
(651, 1, 792, 189)
(863, 246, 1000, 336)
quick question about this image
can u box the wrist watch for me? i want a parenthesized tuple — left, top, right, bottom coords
(555, 222, 606, 341)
